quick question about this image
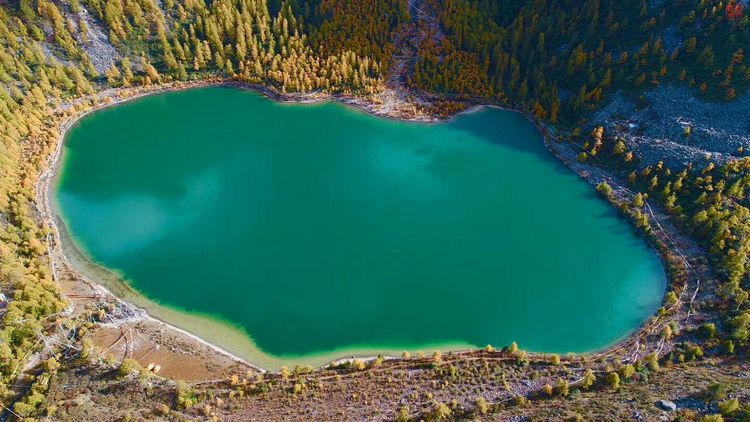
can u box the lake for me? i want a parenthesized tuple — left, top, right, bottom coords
(55, 86, 665, 367)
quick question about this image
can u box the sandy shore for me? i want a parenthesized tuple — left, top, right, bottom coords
(34, 78, 677, 379)
(36, 81, 267, 378)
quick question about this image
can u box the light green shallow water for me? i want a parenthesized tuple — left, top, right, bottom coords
(55, 86, 665, 366)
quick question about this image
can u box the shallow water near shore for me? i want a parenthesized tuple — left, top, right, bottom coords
(55, 86, 665, 368)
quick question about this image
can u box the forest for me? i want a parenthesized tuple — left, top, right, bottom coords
(410, 0, 749, 126)
(583, 127, 750, 355)
(0, 0, 748, 418)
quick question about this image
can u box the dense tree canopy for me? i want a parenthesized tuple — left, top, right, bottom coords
(410, 0, 749, 125)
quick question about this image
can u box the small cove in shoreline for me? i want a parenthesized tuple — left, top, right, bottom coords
(51, 86, 666, 369)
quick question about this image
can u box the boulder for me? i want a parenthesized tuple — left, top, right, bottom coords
(656, 400, 677, 412)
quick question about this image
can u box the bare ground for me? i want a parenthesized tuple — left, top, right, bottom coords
(44, 347, 750, 421)
(591, 86, 750, 167)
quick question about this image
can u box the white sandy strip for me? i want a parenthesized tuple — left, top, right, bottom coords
(34, 81, 276, 373)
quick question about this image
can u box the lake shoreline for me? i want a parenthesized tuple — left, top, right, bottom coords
(37, 79, 501, 373)
(37, 78, 680, 377)
(37, 80, 273, 376)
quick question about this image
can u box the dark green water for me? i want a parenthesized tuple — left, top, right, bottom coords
(56, 87, 664, 360)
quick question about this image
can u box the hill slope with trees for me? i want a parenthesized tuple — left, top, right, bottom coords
(0, 0, 748, 419)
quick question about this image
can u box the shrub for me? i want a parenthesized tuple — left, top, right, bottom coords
(293, 365, 313, 375)
(549, 354, 561, 365)
(542, 384, 553, 396)
(79, 339, 96, 362)
(43, 357, 60, 373)
(704, 383, 727, 403)
(596, 181, 613, 197)
(395, 406, 410, 422)
(351, 359, 366, 371)
(117, 358, 140, 378)
(632, 192, 645, 207)
(475, 397, 489, 414)
(644, 353, 660, 371)
(699, 323, 717, 339)
(722, 340, 735, 355)
(433, 402, 452, 420)
(293, 381, 304, 394)
(662, 324, 673, 339)
(718, 399, 740, 415)
(686, 344, 704, 360)
(176, 381, 196, 409)
(154, 404, 170, 416)
(581, 369, 596, 390)
(13, 402, 36, 418)
(621, 364, 636, 379)
(606, 372, 620, 390)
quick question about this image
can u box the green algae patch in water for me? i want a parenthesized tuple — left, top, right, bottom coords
(55, 87, 665, 368)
